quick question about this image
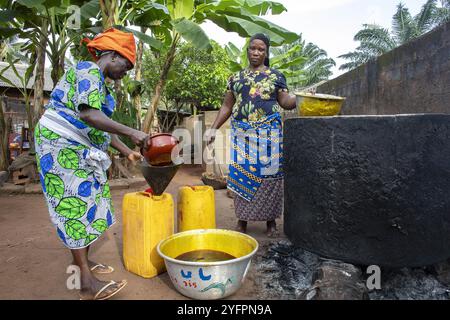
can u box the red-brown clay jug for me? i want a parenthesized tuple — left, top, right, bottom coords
(141, 133, 179, 166)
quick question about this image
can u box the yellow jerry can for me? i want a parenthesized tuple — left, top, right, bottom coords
(122, 192, 174, 278)
(177, 186, 216, 232)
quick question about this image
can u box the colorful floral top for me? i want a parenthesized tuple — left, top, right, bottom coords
(227, 68, 288, 122)
(44, 61, 116, 151)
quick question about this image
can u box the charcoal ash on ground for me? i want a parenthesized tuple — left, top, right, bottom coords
(254, 240, 322, 299)
(254, 240, 450, 300)
(368, 267, 450, 300)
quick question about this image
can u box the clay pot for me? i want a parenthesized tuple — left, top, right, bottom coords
(141, 133, 179, 166)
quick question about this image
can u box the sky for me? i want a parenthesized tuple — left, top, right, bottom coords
(201, 0, 427, 78)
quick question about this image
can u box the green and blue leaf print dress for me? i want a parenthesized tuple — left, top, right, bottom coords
(35, 61, 116, 249)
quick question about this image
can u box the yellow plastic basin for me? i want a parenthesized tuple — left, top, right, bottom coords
(295, 92, 345, 116)
(157, 229, 258, 300)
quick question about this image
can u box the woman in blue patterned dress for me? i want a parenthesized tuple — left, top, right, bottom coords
(35, 28, 149, 300)
(206, 34, 297, 238)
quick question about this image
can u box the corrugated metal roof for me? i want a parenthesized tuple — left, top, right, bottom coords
(0, 61, 53, 92)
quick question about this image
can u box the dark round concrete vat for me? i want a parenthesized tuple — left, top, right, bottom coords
(284, 114, 450, 267)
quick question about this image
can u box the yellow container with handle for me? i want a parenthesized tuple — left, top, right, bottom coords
(122, 192, 174, 278)
(178, 186, 216, 232)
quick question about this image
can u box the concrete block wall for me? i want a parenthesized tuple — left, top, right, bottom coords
(317, 21, 450, 115)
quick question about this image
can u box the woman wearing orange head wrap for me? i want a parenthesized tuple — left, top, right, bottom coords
(34, 28, 150, 300)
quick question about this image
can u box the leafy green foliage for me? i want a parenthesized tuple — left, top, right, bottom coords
(194, 0, 297, 46)
(142, 40, 232, 110)
(270, 34, 335, 88)
(110, 74, 139, 149)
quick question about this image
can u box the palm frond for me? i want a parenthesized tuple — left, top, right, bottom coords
(303, 44, 329, 66)
(338, 49, 375, 71)
(302, 58, 335, 85)
(269, 32, 334, 86)
(356, 41, 390, 56)
(339, 61, 362, 71)
(354, 24, 397, 50)
(392, 3, 416, 43)
(434, 0, 450, 25)
(415, 0, 438, 33)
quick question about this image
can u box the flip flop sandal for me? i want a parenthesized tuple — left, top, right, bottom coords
(79, 280, 127, 300)
(69, 264, 115, 274)
(90, 263, 115, 274)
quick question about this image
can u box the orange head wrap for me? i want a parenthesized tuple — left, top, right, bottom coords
(81, 28, 136, 66)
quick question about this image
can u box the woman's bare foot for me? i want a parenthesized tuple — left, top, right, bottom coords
(235, 220, 247, 233)
(71, 247, 125, 300)
(266, 220, 279, 238)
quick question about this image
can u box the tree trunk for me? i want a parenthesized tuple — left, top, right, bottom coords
(50, 36, 67, 89)
(100, 0, 117, 30)
(142, 35, 180, 134)
(50, 55, 64, 90)
(168, 101, 183, 132)
(33, 19, 48, 123)
(0, 97, 9, 171)
(58, 49, 66, 81)
(0, 41, 6, 61)
(23, 49, 38, 150)
(114, 79, 123, 109)
(133, 28, 146, 131)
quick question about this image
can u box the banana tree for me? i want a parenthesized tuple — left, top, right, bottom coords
(92, 1, 162, 135)
(1, 0, 101, 87)
(32, 18, 48, 122)
(4, 1, 73, 86)
(0, 0, 105, 137)
(270, 44, 307, 88)
(133, 0, 299, 133)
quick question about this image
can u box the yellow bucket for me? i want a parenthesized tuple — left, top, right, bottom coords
(295, 92, 345, 116)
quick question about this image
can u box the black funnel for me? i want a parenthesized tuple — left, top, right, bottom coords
(139, 161, 183, 196)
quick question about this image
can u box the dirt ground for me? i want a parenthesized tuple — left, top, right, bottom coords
(0, 165, 284, 300)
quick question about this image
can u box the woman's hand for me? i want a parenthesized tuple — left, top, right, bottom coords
(127, 151, 143, 163)
(205, 129, 217, 146)
(130, 130, 150, 148)
(277, 91, 297, 110)
(207, 91, 235, 140)
(110, 134, 148, 162)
